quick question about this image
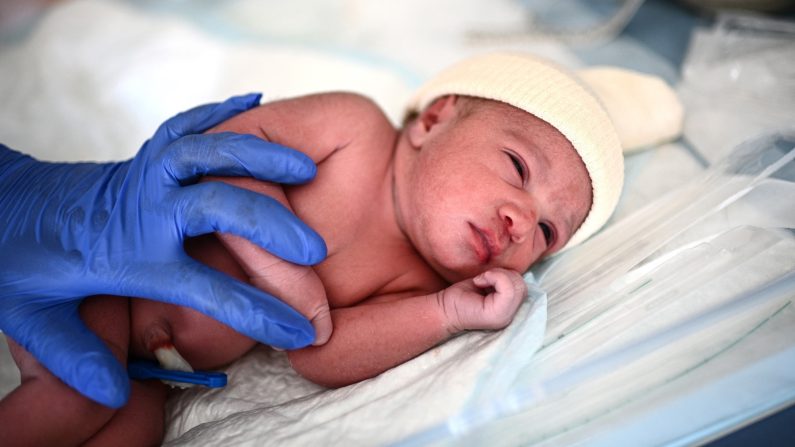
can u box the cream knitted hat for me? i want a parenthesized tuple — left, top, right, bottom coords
(406, 52, 624, 249)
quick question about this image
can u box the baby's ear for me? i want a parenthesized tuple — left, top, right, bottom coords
(407, 95, 459, 148)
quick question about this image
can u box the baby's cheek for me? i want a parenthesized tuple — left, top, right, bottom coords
(512, 242, 542, 273)
(568, 177, 594, 229)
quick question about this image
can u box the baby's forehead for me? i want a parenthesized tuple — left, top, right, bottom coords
(464, 97, 576, 153)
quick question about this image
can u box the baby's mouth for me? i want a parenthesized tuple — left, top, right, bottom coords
(469, 223, 492, 264)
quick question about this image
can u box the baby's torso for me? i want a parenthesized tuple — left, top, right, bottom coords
(131, 111, 445, 369)
(284, 130, 443, 306)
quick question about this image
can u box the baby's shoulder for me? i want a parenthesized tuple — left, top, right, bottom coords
(310, 91, 394, 132)
(301, 92, 397, 166)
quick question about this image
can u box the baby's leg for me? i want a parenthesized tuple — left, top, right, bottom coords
(130, 235, 262, 370)
(125, 175, 332, 381)
(129, 223, 318, 371)
(82, 379, 167, 447)
(0, 296, 145, 445)
(78, 296, 168, 446)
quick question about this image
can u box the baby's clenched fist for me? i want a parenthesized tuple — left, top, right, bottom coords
(436, 268, 527, 334)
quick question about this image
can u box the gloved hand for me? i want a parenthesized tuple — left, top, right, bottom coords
(0, 93, 327, 408)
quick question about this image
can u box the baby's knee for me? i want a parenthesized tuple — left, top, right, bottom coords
(26, 375, 119, 441)
(71, 389, 119, 430)
(82, 380, 168, 447)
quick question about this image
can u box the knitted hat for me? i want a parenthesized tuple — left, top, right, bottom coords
(406, 52, 624, 249)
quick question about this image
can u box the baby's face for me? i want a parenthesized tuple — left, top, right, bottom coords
(400, 96, 592, 282)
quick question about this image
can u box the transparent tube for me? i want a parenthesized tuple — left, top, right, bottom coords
(466, 0, 647, 46)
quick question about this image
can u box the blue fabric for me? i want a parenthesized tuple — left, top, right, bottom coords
(0, 93, 327, 408)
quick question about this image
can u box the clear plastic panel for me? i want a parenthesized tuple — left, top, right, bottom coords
(452, 265, 795, 447)
(679, 13, 795, 164)
(542, 132, 795, 345)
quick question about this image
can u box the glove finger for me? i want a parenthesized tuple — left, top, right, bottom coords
(149, 93, 262, 149)
(175, 182, 327, 265)
(128, 261, 316, 350)
(163, 133, 316, 185)
(2, 302, 129, 409)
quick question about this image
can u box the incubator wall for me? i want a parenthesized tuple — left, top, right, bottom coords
(679, 13, 795, 164)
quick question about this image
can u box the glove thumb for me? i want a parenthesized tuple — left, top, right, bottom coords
(149, 93, 262, 148)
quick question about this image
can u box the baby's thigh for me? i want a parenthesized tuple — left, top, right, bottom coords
(130, 297, 257, 370)
(83, 379, 168, 447)
(80, 295, 130, 360)
(129, 235, 258, 369)
(1, 296, 130, 445)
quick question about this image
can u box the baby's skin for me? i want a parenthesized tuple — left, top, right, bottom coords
(0, 92, 591, 446)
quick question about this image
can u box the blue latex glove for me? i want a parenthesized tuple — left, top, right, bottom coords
(0, 93, 327, 408)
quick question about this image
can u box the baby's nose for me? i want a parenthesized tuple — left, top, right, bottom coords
(498, 203, 535, 244)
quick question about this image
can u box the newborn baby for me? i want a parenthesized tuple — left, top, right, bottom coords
(0, 52, 625, 446)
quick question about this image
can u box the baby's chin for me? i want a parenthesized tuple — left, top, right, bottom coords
(428, 245, 527, 282)
(441, 259, 536, 283)
(434, 262, 489, 283)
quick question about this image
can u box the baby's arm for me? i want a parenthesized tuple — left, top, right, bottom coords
(287, 268, 527, 387)
(197, 174, 332, 345)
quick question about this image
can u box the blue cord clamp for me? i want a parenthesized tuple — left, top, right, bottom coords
(128, 360, 227, 388)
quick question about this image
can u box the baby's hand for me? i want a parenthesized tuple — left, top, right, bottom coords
(437, 268, 527, 334)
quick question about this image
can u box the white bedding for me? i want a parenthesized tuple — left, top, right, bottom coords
(2, 1, 793, 446)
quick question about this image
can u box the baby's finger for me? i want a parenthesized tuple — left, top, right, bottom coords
(505, 271, 528, 300)
(476, 269, 527, 299)
(273, 305, 330, 349)
(149, 93, 262, 149)
(472, 270, 496, 288)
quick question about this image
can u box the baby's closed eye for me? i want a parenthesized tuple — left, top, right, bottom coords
(539, 221, 557, 248)
(504, 149, 527, 185)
